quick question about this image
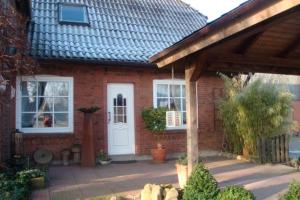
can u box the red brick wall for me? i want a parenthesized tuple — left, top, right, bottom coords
(0, 86, 13, 162)
(19, 62, 224, 159)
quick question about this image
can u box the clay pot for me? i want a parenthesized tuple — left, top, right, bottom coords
(151, 147, 166, 163)
(176, 164, 188, 188)
(30, 177, 45, 190)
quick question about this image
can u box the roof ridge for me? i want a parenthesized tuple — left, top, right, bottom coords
(174, 0, 208, 20)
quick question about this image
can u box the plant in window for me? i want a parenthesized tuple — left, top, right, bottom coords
(142, 107, 167, 163)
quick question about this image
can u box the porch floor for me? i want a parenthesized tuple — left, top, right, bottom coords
(32, 157, 300, 200)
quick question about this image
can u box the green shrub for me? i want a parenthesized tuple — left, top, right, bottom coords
(16, 169, 45, 186)
(218, 75, 294, 155)
(0, 173, 29, 200)
(280, 180, 300, 200)
(0, 169, 46, 200)
(217, 185, 255, 200)
(142, 107, 167, 133)
(183, 164, 219, 200)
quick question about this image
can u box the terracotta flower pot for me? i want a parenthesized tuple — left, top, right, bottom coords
(151, 148, 166, 163)
(176, 164, 188, 188)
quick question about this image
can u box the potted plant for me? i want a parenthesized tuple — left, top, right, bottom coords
(17, 169, 46, 190)
(142, 107, 167, 163)
(78, 106, 100, 167)
(176, 153, 188, 188)
(98, 149, 111, 165)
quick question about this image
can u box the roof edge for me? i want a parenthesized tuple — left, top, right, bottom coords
(149, 0, 278, 64)
(37, 57, 157, 68)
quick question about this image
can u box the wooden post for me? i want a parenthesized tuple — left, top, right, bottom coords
(280, 135, 285, 162)
(256, 139, 262, 164)
(261, 138, 266, 164)
(276, 136, 280, 163)
(285, 134, 289, 163)
(271, 138, 276, 163)
(185, 60, 199, 176)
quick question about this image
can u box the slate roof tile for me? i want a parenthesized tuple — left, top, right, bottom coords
(30, 0, 207, 63)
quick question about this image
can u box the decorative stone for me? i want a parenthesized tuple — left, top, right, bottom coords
(141, 184, 152, 200)
(151, 185, 162, 200)
(236, 155, 243, 160)
(165, 188, 178, 200)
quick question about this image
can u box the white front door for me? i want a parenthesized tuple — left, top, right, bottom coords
(107, 84, 135, 155)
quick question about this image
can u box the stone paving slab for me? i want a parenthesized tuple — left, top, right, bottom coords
(31, 157, 300, 200)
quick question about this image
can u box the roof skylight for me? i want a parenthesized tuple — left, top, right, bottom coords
(59, 4, 89, 25)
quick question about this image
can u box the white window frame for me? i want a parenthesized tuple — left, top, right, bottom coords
(153, 79, 187, 130)
(16, 76, 74, 134)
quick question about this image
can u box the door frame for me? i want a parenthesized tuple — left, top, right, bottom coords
(107, 83, 136, 155)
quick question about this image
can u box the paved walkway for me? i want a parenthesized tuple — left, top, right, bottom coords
(32, 157, 300, 200)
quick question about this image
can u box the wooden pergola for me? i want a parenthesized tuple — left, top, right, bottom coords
(150, 0, 300, 175)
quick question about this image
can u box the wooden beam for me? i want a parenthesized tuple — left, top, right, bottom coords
(211, 53, 300, 68)
(189, 54, 207, 81)
(207, 62, 300, 75)
(234, 31, 264, 54)
(152, 1, 300, 68)
(277, 35, 300, 57)
(185, 59, 199, 176)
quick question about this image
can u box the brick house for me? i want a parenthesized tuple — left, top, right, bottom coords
(0, 0, 31, 163)
(15, 0, 224, 161)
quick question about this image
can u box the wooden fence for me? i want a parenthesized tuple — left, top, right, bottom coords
(256, 134, 289, 164)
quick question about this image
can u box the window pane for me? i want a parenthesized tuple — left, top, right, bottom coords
(54, 97, 68, 111)
(117, 94, 123, 106)
(182, 85, 186, 97)
(38, 82, 54, 96)
(21, 81, 36, 96)
(38, 97, 53, 112)
(182, 98, 186, 111)
(157, 84, 168, 97)
(182, 112, 186, 124)
(22, 113, 36, 128)
(117, 115, 123, 123)
(37, 113, 53, 128)
(170, 85, 181, 97)
(53, 82, 69, 96)
(170, 98, 181, 111)
(157, 98, 168, 108)
(61, 5, 86, 23)
(54, 113, 68, 127)
(22, 97, 36, 112)
(116, 107, 123, 115)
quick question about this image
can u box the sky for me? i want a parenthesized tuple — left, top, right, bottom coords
(182, 0, 248, 21)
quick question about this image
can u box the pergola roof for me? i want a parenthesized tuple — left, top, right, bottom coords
(150, 0, 300, 76)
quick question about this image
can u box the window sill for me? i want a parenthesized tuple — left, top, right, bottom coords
(21, 132, 74, 136)
(19, 128, 74, 134)
(165, 127, 187, 134)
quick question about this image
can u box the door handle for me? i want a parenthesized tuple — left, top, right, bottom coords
(108, 112, 111, 123)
